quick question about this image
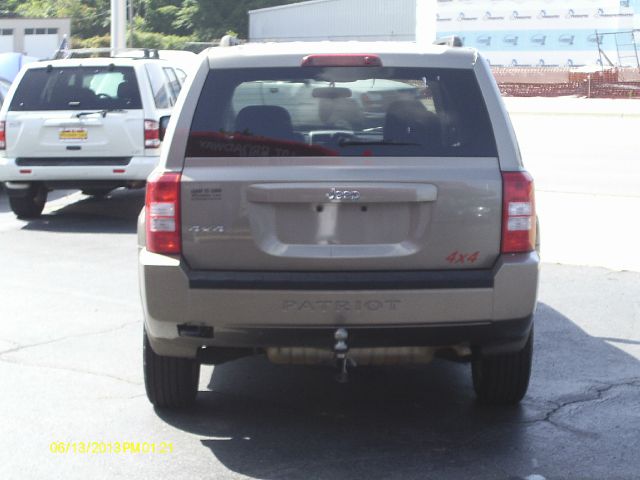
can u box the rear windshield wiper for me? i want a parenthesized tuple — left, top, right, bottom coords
(75, 109, 126, 118)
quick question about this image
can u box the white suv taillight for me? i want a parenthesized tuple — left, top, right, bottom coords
(146, 171, 181, 254)
(144, 119, 160, 148)
(501, 171, 536, 254)
(0, 121, 6, 150)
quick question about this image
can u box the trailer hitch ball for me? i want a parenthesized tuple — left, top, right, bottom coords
(334, 328, 350, 383)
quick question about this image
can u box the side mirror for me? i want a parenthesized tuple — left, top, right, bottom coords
(159, 115, 171, 141)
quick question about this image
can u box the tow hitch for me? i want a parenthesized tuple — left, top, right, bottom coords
(333, 328, 354, 383)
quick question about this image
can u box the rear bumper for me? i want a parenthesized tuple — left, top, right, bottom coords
(0, 155, 159, 182)
(139, 251, 539, 358)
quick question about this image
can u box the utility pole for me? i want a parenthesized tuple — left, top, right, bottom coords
(111, 0, 126, 53)
(415, 0, 437, 46)
(129, 0, 134, 47)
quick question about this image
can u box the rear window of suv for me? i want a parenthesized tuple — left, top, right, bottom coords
(188, 67, 497, 158)
(9, 66, 142, 111)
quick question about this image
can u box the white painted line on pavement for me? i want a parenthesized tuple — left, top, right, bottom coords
(42, 191, 85, 214)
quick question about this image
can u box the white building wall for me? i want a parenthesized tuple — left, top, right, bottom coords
(0, 35, 13, 53)
(0, 18, 70, 58)
(24, 34, 60, 59)
(436, 0, 640, 67)
(250, 0, 433, 42)
(249, 0, 640, 67)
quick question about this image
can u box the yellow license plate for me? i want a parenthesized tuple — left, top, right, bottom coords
(59, 128, 88, 141)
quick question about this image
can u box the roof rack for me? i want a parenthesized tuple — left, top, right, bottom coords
(433, 36, 464, 48)
(54, 48, 161, 60)
(184, 36, 245, 53)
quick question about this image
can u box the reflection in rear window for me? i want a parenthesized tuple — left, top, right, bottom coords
(9, 66, 142, 111)
(188, 67, 497, 158)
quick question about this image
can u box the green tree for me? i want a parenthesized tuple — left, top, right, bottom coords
(7, 0, 111, 38)
(2, 0, 306, 44)
(138, 0, 191, 35)
(174, 0, 302, 40)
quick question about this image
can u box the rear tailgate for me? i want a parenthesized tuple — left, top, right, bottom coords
(179, 64, 501, 272)
(181, 158, 500, 271)
(5, 110, 143, 160)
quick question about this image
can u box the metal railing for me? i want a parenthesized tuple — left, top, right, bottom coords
(594, 30, 640, 69)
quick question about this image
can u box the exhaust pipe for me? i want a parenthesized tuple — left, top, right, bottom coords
(266, 346, 437, 366)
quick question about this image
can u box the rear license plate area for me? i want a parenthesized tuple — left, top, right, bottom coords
(59, 128, 88, 142)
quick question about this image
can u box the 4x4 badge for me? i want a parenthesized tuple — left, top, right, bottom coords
(326, 188, 361, 201)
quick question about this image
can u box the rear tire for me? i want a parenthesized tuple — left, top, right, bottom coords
(472, 327, 533, 405)
(143, 329, 200, 408)
(8, 184, 47, 219)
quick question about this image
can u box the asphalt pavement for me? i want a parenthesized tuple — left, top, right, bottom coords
(0, 186, 638, 480)
(0, 97, 639, 479)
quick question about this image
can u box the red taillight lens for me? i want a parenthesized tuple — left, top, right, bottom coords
(144, 119, 160, 148)
(146, 171, 181, 254)
(501, 171, 536, 254)
(0, 121, 6, 150)
(301, 54, 383, 67)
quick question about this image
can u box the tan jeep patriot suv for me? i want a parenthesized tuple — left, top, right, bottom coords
(138, 42, 539, 408)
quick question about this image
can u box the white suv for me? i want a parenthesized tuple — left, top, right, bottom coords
(0, 52, 188, 218)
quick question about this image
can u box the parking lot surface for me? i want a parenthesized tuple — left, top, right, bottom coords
(0, 98, 639, 479)
(0, 187, 638, 480)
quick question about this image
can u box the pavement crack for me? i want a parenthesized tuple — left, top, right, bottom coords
(0, 320, 140, 356)
(4, 277, 140, 309)
(0, 321, 142, 385)
(522, 378, 640, 436)
(0, 338, 20, 349)
(0, 355, 141, 386)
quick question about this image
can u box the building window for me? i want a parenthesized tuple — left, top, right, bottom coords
(24, 28, 57, 36)
(0, 29, 13, 36)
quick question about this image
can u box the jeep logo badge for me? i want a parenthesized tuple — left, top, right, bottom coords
(326, 188, 361, 201)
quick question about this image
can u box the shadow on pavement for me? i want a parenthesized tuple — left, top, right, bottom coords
(0, 188, 86, 214)
(155, 303, 640, 479)
(0, 186, 12, 213)
(19, 188, 144, 234)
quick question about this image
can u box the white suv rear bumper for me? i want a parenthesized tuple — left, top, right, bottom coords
(0, 155, 159, 182)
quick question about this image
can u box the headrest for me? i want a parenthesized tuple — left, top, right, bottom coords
(383, 100, 441, 146)
(234, 105, 295, 140)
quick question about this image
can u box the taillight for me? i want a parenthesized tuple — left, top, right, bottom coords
(146, 171, 181, 254)
(0, 121, 6, 150)
(501, 171, 536, 254)
(144, 119, 160, 148)
(301, 54, 383, 67)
